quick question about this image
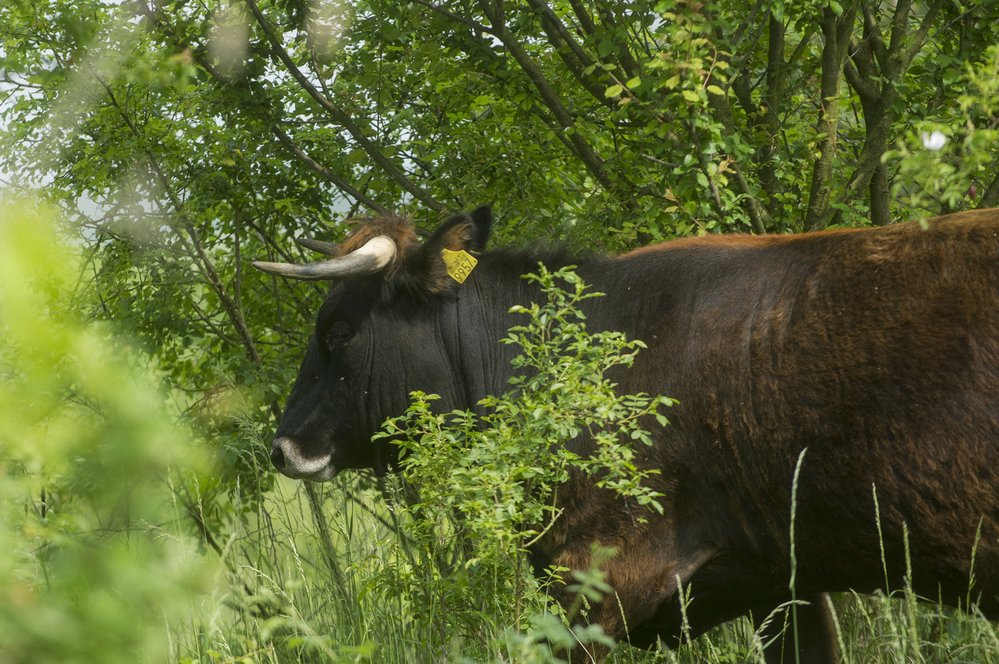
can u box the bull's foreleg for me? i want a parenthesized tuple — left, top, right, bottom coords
(752, 593, 839, 664)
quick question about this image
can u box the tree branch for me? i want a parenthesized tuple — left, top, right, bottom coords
(902, 0, 946, 66)
(243, 0, 445, 212)
(804, 5, 856, 231)
(839, 0, 945, 225)
(477, 0, 613, 191)
(270, 124, 390, 215)
(727, 0, 768, 51)
(592, 1, 641, 79)
(412, 0, 492, 33)
(754, 12, 786, 204)
(567, 0, 596, 36)
(886, 0, 914, 76)
(98, 77, 274, 419)
(860, 0, 888, 70)
(525, 0, 613, 108)
(138, 1, 394, 218)
(844, 42, 879, 103)
(979, 169, 999, 209)
(705, 87, 772, 233)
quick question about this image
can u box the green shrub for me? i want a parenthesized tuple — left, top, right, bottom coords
(372, 265, 674, 660)
(0, 201, 213, 663)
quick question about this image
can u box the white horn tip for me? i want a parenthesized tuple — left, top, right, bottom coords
(358, 236, 397, 269)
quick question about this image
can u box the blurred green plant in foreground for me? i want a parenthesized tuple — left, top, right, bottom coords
(0, 201, 214, 664)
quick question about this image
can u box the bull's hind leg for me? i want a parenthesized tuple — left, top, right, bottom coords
(752, 593, 839, 664)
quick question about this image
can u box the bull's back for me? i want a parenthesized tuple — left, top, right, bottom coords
(603, 210, 999, 613)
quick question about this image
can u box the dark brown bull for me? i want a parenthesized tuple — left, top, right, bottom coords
(254, 206, 999, 662)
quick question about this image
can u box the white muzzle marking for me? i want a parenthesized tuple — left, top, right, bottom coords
(274, 436, 334, 480)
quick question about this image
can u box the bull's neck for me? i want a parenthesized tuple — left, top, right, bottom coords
(447, 251, 608, 409)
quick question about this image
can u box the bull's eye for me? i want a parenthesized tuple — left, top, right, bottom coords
(326, 321, 354, 349)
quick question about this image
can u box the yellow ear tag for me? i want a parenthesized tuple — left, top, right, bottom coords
(441, 248, 478, 284)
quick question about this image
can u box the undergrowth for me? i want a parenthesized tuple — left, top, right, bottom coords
(173, 474, 999, 664)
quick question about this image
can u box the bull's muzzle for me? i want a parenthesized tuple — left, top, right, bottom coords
(269, 436, 335, 480)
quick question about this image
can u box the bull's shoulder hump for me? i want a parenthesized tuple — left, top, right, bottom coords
(618, 230, 848, 259)
(617, 208, 999, 260)
(621, 234, 787, 257)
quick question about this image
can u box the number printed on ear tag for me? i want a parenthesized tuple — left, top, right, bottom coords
(441, 248, 478, 284)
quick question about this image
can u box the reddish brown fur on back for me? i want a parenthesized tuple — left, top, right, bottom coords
(621, 208, 999, 258)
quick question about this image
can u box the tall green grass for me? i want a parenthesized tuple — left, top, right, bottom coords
(170, 463, 999, 663)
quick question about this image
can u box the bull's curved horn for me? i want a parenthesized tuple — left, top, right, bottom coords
(296, 237, 338, 256)
(252, 235, 396, 281)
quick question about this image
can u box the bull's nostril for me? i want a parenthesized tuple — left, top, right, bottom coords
(269, 435, 332, 478)
(270, 441, 286, 470)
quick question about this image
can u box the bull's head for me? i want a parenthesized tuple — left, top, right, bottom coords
(253, 207, 493, 480)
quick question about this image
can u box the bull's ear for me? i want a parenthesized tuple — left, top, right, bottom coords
(426, 205, 492, 252)
(404, 205, 492, 293)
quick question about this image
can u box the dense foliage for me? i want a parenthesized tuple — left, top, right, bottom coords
(3, 0, 999, 477)
(2, 0, 999, 661)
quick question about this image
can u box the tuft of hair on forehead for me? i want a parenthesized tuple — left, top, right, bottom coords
(336, 215, 420, 260)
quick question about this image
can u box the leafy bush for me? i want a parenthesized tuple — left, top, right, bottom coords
(372, 265, 674, 660)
